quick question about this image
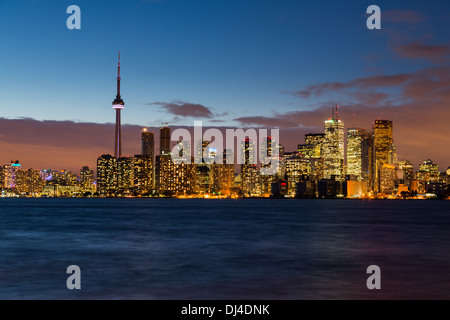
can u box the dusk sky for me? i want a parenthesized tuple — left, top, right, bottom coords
(0, 0, 449, 172)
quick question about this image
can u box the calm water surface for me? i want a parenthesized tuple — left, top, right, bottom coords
(0, 198, 449, 299)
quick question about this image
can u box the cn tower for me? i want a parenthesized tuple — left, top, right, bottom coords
(112, 51, 124, 158)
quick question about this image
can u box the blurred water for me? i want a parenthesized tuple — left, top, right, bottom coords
(0, 198, 449, 299)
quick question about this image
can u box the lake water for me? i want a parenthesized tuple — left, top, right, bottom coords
(0, 198, 449, 299)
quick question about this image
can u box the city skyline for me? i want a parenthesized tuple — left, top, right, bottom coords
(0, 0, 449, 173)
(2, 109, 449, 199)
(0, 111, 448, 173)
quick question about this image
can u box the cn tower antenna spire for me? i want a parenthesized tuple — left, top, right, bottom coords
(113, 51, 125, 158)
(116, 51, 121, 98)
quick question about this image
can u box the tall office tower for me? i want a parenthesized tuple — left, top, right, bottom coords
(240, 138, 257, 194)
(160, 123, 171, 155)
(323, 106, 345, 180)
(141, 128, 155, 158)
(241, 165, 261, 197)
(360, 130, 375, 191)
(133, 155, 153, 195)
(215, 149, 235, 195)
(156, 154, 196, 195)
(16, 169, 44, 195)
(4, 161, 21, 188)
(261, 136, 277, 195)
(117, 157, 134, 192)
(374, 120, 393, 192)
(346, 128, 366, 181)
(112, 51, 125, 158)
(298, 134, 325, 183)
(195, 140, 213, 193)
(240, 138, 256, 166)
(284, 153, 309, 196)
(195, 140, 211, 164)
(97, 154, 117, 196)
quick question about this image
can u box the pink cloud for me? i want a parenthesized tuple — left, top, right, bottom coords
(393, 42, 450, 62)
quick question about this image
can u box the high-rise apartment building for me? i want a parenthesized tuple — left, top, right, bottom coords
(4, 161, 21, 189)
(156, 154, 196, 195)
(141, 128, 155, 159)
(80, 166, 95, 193)
(133, 155, 153, 195)
(16, 169, 44, 194)
(160, 124, 171, 155)
(97, 154, 117, 196)
(117, 156, 134, 192)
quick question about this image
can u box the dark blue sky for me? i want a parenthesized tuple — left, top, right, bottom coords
(0, 0, 448, 128)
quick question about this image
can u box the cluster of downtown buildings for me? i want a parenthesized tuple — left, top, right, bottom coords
(1, 54, 449, 199)
(1, 113, 449, 199)
(95, 109, 450, 199)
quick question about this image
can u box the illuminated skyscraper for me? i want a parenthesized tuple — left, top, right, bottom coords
(360, 130, 375, 190)
(374, 120, 393, 192)
(80, 166, 95, 193)
(4, 161, 21, 189)
(141, 128, 155, 159)
(284, 153, 308, 196)
(112, 51, 125, 158)
(240, 138, 258, 195)
(160, 123, 171, 155)
(196, 140, 212, 164)
(347, 128, 374, 183)
(241, 165, 261, 197)
(323, 106, 344, 180)
(133, 155, 153, 195)
(398, 160, 414, 188)
(97, 154, 117, 196)
(156, 154, 196, 195)
(16, 169, 44, 195)
(418, 159, 440, 183)
(346, 128, 364, 180)
(380, 164, 396, 195)
(214, 149, 235, 195)
(298, 133, 325, 158)
(117, 156, 134, 192)
(196, 163, 211, 194)
(50, 170, 78, 186)
(261, 136, 277, 195)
